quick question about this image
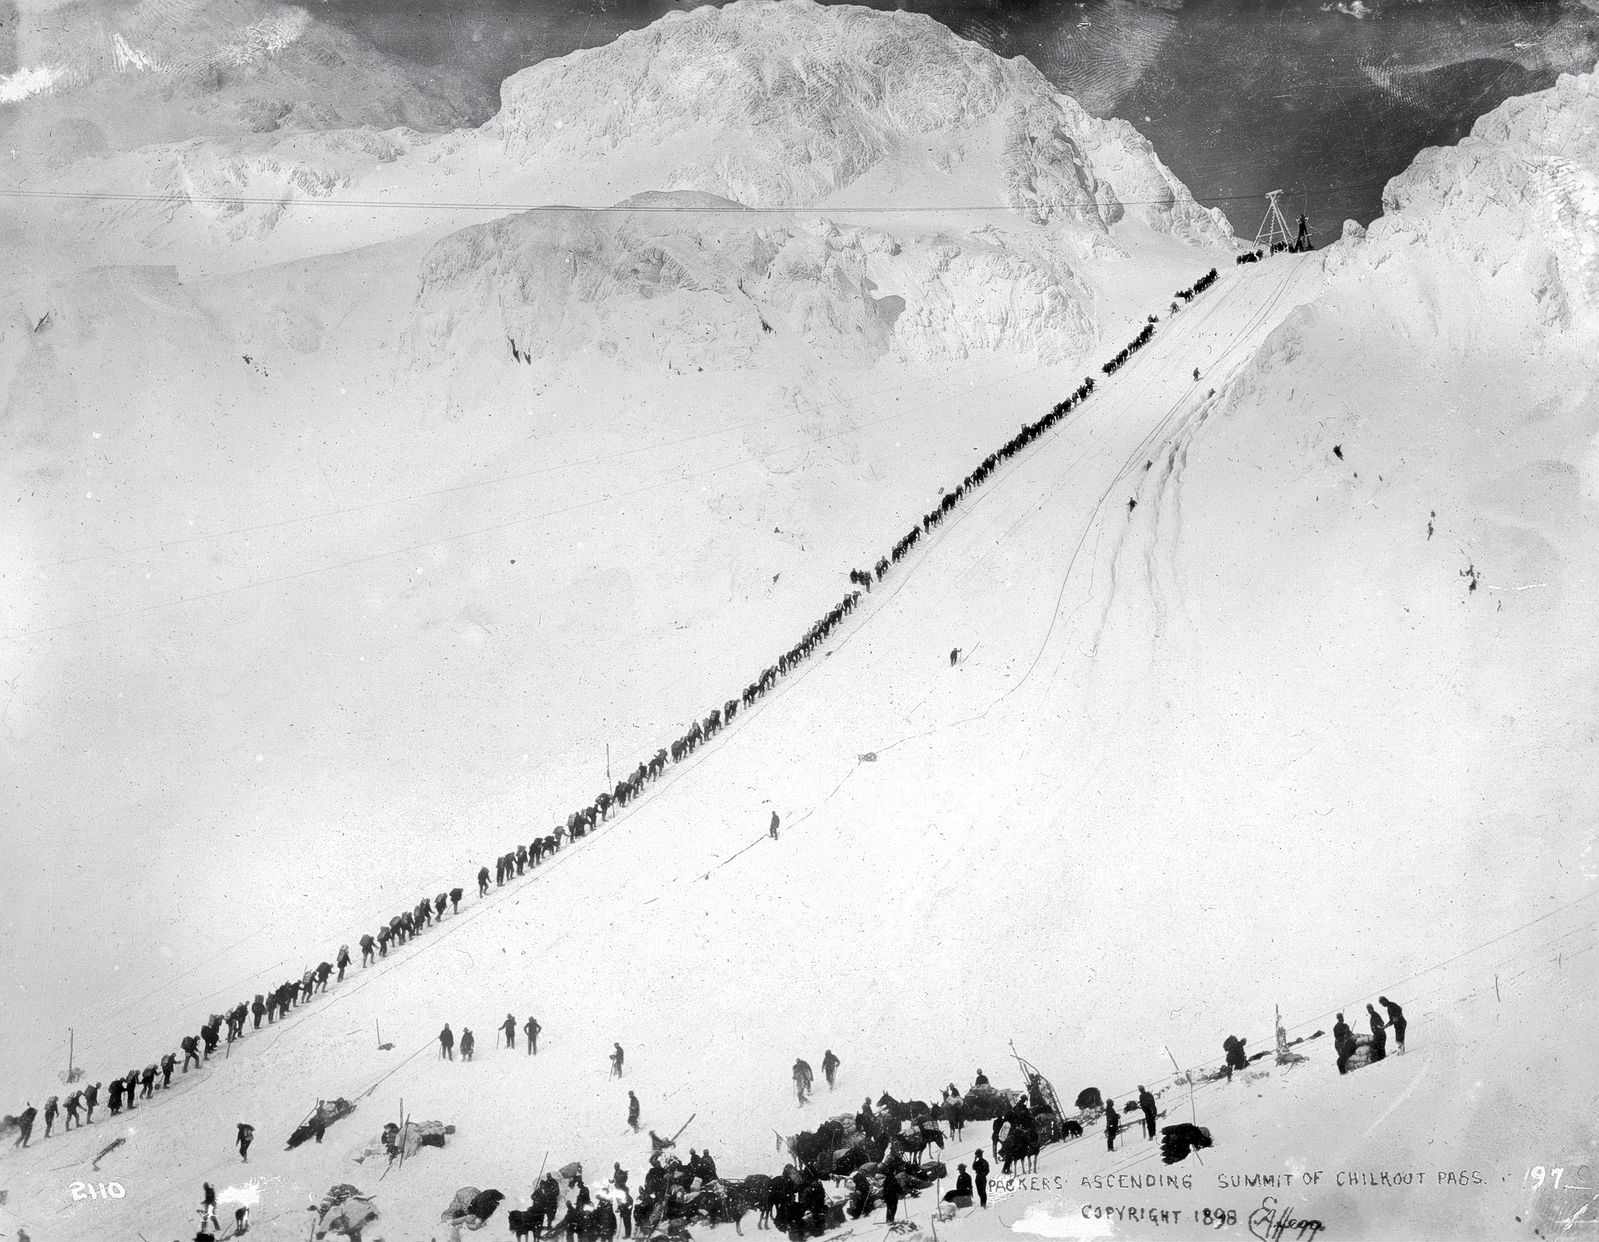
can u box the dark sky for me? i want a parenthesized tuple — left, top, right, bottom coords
(308, 0, 1599, 234)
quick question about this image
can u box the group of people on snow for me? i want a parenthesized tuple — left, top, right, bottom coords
(437, 1015, 544, 1062)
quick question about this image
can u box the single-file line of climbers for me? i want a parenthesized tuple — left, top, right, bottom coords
(5, 267, 1224, 1144)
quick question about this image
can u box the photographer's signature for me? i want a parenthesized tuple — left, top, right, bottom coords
(1249, 1195, 1326, 1242)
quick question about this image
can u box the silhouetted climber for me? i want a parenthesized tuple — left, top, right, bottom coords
(1193, 367, 1200, 381)
(1104, 1099, 1120, 1152)
(628, 1091, 641, 1132)
(501, 1014, 517, 1050)
(949, 648, 960, 666)
(200, 1182, 220, 1234)
(793, 1058, 814, 1104)
(439, 1024, 455, 1061)
(1333, 1013, 1354, 1075)
(460, 1028, 475, 1061)
(822, 1049, 840, 1089)
(450, 886, 463, 913)
(525, 1016, 541, 1055)
(882, 1166, 903, 1223)
(972, 1149, 990, 1207)
(336, 945, 351, 982)
(610, 1042, 625, 1078)
(1379, 996, 1407, 1051)
(1222, 1035, 1248, 1079)
(1138, 1085, 1157, 1139)
(1366, 1005, 1387, 1062)
(769, 812, 779, 840)
(237, 1122, 254, 1162)
(478, 866, 491, 897)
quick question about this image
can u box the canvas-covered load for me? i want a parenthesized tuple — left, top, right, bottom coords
(313, 1184, 378, 1239)
(353, 1119, 453, 1163)
(1344, 1033, 1379, 1072)
(289, 1098, 356, 1149)
(441, 1185, 505, 1229)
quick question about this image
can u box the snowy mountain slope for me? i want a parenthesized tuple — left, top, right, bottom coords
(1, 256, 1331, 1242)
(1, 0, 1250, 1104)
(3, 16, 1596, 1242)
(0, 188, 1221, 1103)
(0, 0, 487, 160)
(9, 0, 1233, 275)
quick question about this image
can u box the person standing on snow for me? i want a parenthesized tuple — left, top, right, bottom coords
(972, 1148, 990, 1208)
(460, 1028, 476, 1061)
(792, 1058, 813, 1105)
(627, 1091, 640, 1133)
(237, 1121, 254, 1161)
(200, 1182, 220, 1233)
(882, 1166, 903, 1224)
(769, 812, 780, 840)
(1379, 996, 1407, 1052)
(1332, 1013, 1354, 1075)
(1104, 1099, 1121, 1152)
(501, 1014, 517, 1051)
(13, 1103, 37, 1147)
(610, 1043, 625, 1078)
(525, 1016, 541, 1055)
(822, 1049, 840, 1090)
(1137, 1086, 1157, 1140)
(439, 1024, 455, 1060)
(1366, 1005, 1387, 1061)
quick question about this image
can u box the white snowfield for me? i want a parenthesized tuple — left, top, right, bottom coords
(2, 2, 1597, 1239)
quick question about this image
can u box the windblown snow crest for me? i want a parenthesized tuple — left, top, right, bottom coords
(406, 196, 1100, 372)
(489, 0, 1230, 241)
(1330, 64, 1599, 335)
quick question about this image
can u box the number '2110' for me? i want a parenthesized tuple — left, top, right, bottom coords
(69, 1181, 125, 1200)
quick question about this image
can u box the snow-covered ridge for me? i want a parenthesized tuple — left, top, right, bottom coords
(405, 202, 1100, 373)
(1330, 63, 1599, 333)
(488, 0, 1230, 243)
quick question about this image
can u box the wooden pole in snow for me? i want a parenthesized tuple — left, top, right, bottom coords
(1164, 1046, 1195, 1125)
